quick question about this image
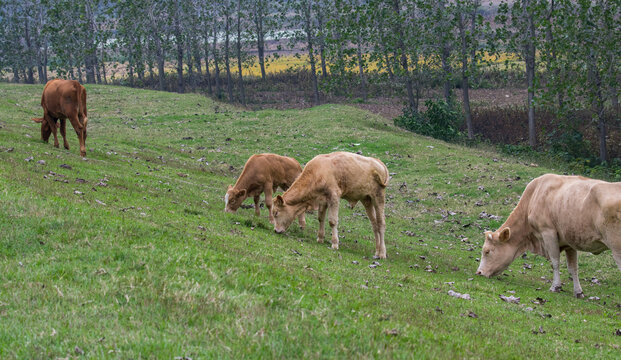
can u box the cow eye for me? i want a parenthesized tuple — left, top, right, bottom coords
(484, 249, 491, 255)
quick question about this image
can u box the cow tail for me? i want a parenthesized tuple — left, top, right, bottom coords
(32, 117, 44, 123)
(373, 167, 389, 188)
(81, 86, 88, 128)
(74, 84, 85, 129)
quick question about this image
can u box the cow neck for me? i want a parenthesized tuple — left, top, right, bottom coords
(502, 188, 545, 258)
(232, 165, 255, 191)
(282, 171, 316, 209)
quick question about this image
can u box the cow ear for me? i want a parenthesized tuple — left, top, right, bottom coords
(499, 228, 511, 242)
(227, 185, 233, 191)
(237, 189, 247, 198)
(275, 195, 284, 206)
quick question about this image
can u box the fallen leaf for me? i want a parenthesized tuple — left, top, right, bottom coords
(448, 290, 471, 300)
(384, 328, 399, 336)
(499, 294, 520, 304)
(531, 297, 547, 305)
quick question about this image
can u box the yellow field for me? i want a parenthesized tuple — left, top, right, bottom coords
(238, 52, 518, 77)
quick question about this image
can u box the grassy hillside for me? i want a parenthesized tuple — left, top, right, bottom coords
(0, 83, 619, 359)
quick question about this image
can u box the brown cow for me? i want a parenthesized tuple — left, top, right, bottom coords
(32, 79, 88, 157)
(225, 153, 306, 227)
(476, 174, 621, 298)
(272, 152, 389, 259)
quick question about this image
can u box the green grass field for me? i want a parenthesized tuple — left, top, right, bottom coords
(0, 83, 619, 359)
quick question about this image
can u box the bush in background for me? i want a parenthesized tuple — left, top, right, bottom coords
(394, 99, 463, 142)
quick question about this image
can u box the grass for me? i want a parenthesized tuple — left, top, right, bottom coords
(0, 83, 619, 359)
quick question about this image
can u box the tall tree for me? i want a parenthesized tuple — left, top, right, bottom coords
(235, 0, 247, 105)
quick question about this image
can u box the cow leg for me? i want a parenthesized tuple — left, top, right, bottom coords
(565, 248, 584, 298)
(68, 113, 86, 157)
(373, 194, 387, 259)
(327, 197, 340, 250)
(41, 119, 51, 142)
(297, 211, 306, 230)
(613, 250, 621, 271)
(362, 198, 380, 257)
(317, 203, 328, 244)
(541, 231, 562, 292)
(59, 118, 70, 150)
(45, 112, 59, 148)
(253, 195, 261, 216)
(263, 184, 273, 223)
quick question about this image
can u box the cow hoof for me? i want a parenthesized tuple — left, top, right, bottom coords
(575, 292, 585, 299)
(331, 243, 339, 250)
(549, 285, 562, 293)
(317, 238, 324, 243)
(374, 254, 387, 260)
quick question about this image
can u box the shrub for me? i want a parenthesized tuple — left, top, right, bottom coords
(394, 99, 463, 141)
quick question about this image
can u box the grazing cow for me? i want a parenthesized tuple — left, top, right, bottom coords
(272, 152, 389, 259)
(476, 174, 621, 298)
(225, 153, 306, 227)
(32, 79, 88, 157)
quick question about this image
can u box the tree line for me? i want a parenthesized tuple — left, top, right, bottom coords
(0, 0, 619, 161)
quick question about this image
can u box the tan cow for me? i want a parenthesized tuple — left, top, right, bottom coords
(272, 152, 389, 259)
(32, 79, 88, 157)
(225, 153, 306, 227)
(476, 174, 621, 298)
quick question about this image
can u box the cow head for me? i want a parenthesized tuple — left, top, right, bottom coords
(41, 121, 52, 142)
(272, 195, 301, 234)
(224, 185, 247, 213)
(476, 227, 519, 277)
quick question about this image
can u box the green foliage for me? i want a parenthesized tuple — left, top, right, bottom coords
(547, 127, 594, 163)
(394, 99, 463, 141)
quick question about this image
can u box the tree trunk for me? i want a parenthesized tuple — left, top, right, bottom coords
(236, 0, 246, 105)
(24, 21, 35, 84)
(544, 0, 563, 109)
(459, 12, 473, 139)
(393, 0, 416, 112)
(356, 35, 367, 101)
(43, 41, 48, 83)
(224, 12, 234, 102)
(317, 8, 328, 78)
(204, 31, 213, 94)
(523, 0, 537, 148)
(254, 2, 267, 80)
(129, 63, 135, 87)
(77, 65, 84, 84)
(304, 1, 320, 104)
(12, 68, 20, 83)
(154, 35, 165, 91)
(213, 25, 222, 98)
(193, 39, 202, 77)
(174, 0, 184, 93)
(441, 45, 452, 102)
(187, 43, 195, 91)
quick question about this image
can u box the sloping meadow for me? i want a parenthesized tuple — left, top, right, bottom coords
(0, 83, 619, 358)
